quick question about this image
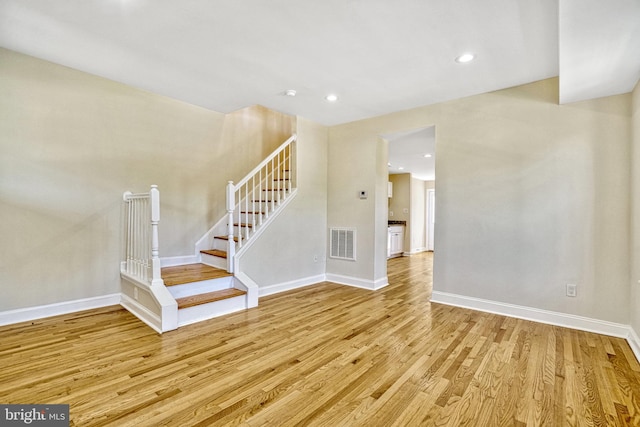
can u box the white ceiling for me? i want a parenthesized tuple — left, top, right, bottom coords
(559, 0, 640, 104)
(0, 0, 637, 128)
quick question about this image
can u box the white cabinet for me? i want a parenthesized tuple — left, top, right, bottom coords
(387, 225, 404, 258)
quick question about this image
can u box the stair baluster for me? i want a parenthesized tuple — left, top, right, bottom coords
(226, 181, 236, 273)
(122, 185, 162, 287)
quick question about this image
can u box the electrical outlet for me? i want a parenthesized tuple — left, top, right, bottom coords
(389, 211, 394, 217)
(403, 208, 409, 214)
(566, 284, 577, 297)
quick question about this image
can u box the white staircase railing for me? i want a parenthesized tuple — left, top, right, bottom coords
(225, 134, 297, 272)
(122, 185, 163, 287)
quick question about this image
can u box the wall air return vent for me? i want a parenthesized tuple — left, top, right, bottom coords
(329, 228, 356, 261)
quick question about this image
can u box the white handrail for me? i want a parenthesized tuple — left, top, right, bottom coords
(122, 185, 162, 286)
(225, 135, 297, 272)
(235, 134, 296, 189)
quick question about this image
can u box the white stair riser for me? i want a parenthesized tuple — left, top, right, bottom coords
(212, 239, 231, 251)
(167, 276, 235, 299)
(200, 252, 227, 269)
(177, 295, 247, 327)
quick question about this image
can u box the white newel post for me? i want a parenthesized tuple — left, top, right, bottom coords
(149, 185, 163, 286)
(122, 191, 132, 275)
(226, 181, 236, 273)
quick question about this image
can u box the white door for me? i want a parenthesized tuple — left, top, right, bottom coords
(427, 189, 435, 251)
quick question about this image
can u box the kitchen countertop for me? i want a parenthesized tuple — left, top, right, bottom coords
(388, 220, 406, 226)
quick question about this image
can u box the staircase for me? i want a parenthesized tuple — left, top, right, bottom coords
(198, 172, 293, 270)
(120, 135, 297, 333)
(162, 263, 247, 327)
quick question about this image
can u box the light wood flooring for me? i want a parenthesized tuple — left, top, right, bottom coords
(1, 253, 640, 426)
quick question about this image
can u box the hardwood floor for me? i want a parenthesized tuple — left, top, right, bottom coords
(1, 252, 639, 426)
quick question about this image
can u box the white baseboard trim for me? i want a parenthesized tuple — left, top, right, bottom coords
(325, 273, 389, 291)
(120, 294, 162, 334)
(259, 274, 326, 298)
(161, 255, 199, 267)
(431, 291, 631, 339)
(628, 327, 640, 362)
(0, 294, 121, 327)
(403, 248, 428, 256)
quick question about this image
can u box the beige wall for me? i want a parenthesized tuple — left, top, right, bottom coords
(329, 78, 631, 324)
(373, 136, 390, 281)
(327, 127, 384, 281)
(632, 80, 640, 335)
(0, 48, 294, 311)
(410, 177, 426, 253)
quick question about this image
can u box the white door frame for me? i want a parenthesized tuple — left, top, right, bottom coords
(426, 189, 435, 251)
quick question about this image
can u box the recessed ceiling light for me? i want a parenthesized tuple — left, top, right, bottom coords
(455, 53, 475, 63)
(325, 94, 338, 102)
(398, 167, 404, 170)
(285, 89, 297, 97)
(423, 153, 432, 158)
(388, 162, 391, 167)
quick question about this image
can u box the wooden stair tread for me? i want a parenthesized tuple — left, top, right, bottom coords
(176, 288, 246, 309)
(234, 223, 254, 228)
(213, 235, 239, 242)
(162, 263, 232, 286)
(201, 249, 227, 258)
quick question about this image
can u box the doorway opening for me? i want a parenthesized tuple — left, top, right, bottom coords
(382, 125, 436, 256)
(427, 188, 435, 251)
